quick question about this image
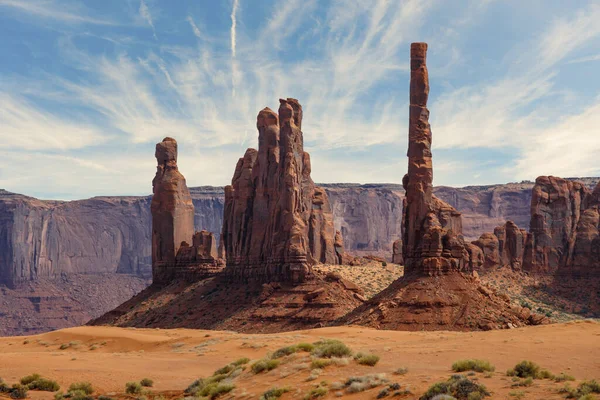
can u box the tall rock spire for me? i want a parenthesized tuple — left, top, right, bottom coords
(151, 137, 195, 283)
(402, 43, 469, 275)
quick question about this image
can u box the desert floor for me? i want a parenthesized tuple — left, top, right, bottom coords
(0, 321, 599, 399)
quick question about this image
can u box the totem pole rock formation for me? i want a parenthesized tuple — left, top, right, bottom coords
(151, 138, 223, 284)
(222, 99, 342, 283)
(401, 42, 472, 275)
(524, 176, 600, 276)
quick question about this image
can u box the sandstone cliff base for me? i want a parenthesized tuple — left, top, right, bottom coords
(90, 273, 362, 333)
(339, 271, 548, 331)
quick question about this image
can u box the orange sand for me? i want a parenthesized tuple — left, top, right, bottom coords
(0, 321, 599, 399)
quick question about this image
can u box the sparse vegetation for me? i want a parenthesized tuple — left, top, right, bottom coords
(506, 361, 555, 380)
(260, 387, 290, 400)
(140, 378, 153, 387)
(510, 377, 533, 387)
(68, 382, 94, 395)
(452, 360, 495, 373)
(19, 374, 41, 386)
(185, 376, 235, 400)
(251, 359, 280, 374)
(344, 374, 389, 393)
(311, 340, 352, 358)
(555, 373, 576, 382)
(231, 357, 250, 366)
(561, 380, 600, 399)
(420, 375, 490, 400)
(508, 391, 525, 399)
(355, 353, 380, 366)
(27, 378, 60, 392)
(304, 383, 328, 399)
(394, 367, 409, 375)
(125, 382, 143, 394)
(311, 358, 332, 369)
(10, 384, 28, 399)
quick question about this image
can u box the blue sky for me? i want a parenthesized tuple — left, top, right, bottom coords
(2, 0, 600, 200)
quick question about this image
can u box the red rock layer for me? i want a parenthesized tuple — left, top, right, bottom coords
(151, 138, 223, 284)
(524, 176, 600, 276)
(222, 99, 340, 283)
(472, 220, 528, 270)
(401, 43, 475, 275)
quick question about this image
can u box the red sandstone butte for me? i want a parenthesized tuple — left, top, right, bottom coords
(222, 99, 341, 283)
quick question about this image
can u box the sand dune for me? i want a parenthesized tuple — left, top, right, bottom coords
(0, 322, 599, 399)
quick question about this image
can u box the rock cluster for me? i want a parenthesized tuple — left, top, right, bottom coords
(222, 99, 341, 283)
(472, 220, 527, 270)
(401, 43, 477, 275)
(151, 138, 223, 284)
(524, 176, 600, 276)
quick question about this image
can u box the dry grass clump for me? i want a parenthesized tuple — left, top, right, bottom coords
(555, 373, 576, 382)
(506, 360, 554, 380)
(259, 386, 290, 400)
(125, 382, 142, 395)
(420, 375, 490, 400)
(68, 382, 94, 395)
(304, 382, 328, 399)
(355, 353, 380, 366)
(452, 360, 495, 373)
(140, 378, 153, 387)
(560, 380, 600, 399)
(252, 359, 280, 374)
(344, 373, 389, 393)
(311, 340, 352, 358)
(272, 343, 314, 359)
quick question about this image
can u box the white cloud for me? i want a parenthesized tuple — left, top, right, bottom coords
(186, 16, 203, 39)
(0, 0, 115, 25)
(0, 93, 107, 151)
(139, 0, 157, 40)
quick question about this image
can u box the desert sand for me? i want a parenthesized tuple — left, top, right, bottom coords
(0, 321, 598, 399)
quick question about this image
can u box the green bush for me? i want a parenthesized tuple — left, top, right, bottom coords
(420, 376, 489, 400)
(297, 343, 315, 352)
(452, 360, 495, 373)
(555, 373, 576, 382)
(251, 359, 280, 374)
(28, 378, 60, 392)
(213, 364, 235, 376)
(20, 374, 41, 386)
(67, 389, 94, 400)
(511, 377, 533, 387)
(507, 361, 540, 378)
(311, 340, 352, 358)
(10, 385, 28, 399)
(125, 382, 143, 395)
(272, 345, 299, 359)
(68, 382, 94, 395)
(231, 357, 250, 366)
(140, 378, 153, 388)
(355, 353, 380, 366)
(304, 386, 328, 399)
(260, 387, 290, 400)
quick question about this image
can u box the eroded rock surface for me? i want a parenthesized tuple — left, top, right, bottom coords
(222, 99, 339, 283)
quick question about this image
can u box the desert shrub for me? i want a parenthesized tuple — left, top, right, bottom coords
(578, 395, 598, 400)
(251, 359, 280, 374)
(9, 385, 28, 399)
(140, 378, 153, 388)
(125, 382, 143, 395)
(311, 359, 332, 369)
(28, 378, 60, 392)
(555, 373, 576, 382)
(510, 377, 533, 387)
(68, 382, 94, 395)
(507, 361, 541, 378)
(394, 367, 409, 375)
(576, 380, 600, 397)
(355, 353, 380, 366)
(97, 396, 113, 400)
(304, 385, 328, 399)
(297, 343, 315, 352)
(272, 345, 299, 359)
(430, 396, 457, 400)
(382, 262, 388, 267)
(202, 383, 235, 399)
(213, 364, 235, 376)
(20, 374, 41, 386)
(231, 357, 250, 366)
(311, 340, 352, 358)
(420, 376, 489, 400)
(538, 369, 555, 380)
(260, 387, 290, 400)
(452, 360, 495, 373)
(67, 389, 94, 400)
(344, 374, 389, 393)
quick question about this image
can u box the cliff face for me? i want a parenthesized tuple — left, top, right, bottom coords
(2, 179, 598, 287)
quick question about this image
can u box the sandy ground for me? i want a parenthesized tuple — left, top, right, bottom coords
(0, 321, 599, 399)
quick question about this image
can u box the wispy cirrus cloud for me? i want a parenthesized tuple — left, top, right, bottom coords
(0, 0, 115, 25)
(139, 0, 157, 40)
